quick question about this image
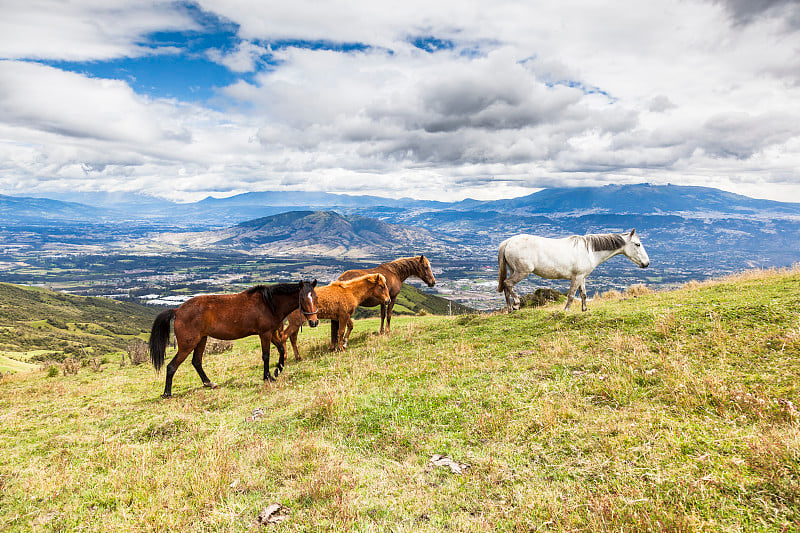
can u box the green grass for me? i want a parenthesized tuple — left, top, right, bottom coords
(1, 268, 799, 531)
(0, 282, 156, 365)
(352, 283, 474, 318)
(0, 354, 40, 373)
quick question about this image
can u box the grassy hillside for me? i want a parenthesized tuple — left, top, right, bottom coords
(0, 282, 156, 372)
(0, 281, 466, 374)
(1, 268, 798, 531)
(353, 283, 475, 319)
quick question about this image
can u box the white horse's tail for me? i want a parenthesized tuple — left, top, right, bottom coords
(497, 240, 509, 293)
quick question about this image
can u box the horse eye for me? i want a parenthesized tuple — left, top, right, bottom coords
(635, 242, 641, 247)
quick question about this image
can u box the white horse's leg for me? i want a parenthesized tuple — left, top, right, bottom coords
(578, 277, 588, 312)
(503, 269, 529, 311)
(503, 283, 515, 310)
(565, 277, 579, 310)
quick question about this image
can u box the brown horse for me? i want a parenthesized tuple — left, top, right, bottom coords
(337, 255, 436, 335)
(276, 273, 391, 359)
(149, 280, 318, 398)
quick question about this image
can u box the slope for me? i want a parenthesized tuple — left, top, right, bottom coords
(0, 268, 798, 530)
(0, 282, 156, 371)
(352, 283, 475, 319)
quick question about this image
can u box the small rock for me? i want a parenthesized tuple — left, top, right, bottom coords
(257, 503, 290, 525)
(430, 453, 470, 475)
(246, 407, 266, 422)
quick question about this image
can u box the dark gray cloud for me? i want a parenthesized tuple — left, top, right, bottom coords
(715, 0, 800, 28)
(699, 111, 798, 159)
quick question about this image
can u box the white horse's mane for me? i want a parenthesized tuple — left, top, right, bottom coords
(570, 233, 626, 252)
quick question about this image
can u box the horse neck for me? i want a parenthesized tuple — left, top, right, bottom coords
(592, 248, 622, 265)
(338, 277, 373, 302)
(587, 242, 624, 267)
(270, 290, 300, 318)
(384, 258, 419, 282)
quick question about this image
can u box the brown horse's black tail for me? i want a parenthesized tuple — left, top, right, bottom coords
(149, 309, 175, 372)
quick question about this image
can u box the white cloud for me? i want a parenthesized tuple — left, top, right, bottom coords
(0, 0, 194, 61)
(0, 61, 182, 144)
(207, 41, 271, 73)
(1, 0, 800, 202)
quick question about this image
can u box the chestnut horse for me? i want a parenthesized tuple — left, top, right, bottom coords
(276, 273, 391, 359)
(337, 255, 436, 335)
(149, 280, 318, 398)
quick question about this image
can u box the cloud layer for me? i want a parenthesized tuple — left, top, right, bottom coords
(0, 0, 799, 202)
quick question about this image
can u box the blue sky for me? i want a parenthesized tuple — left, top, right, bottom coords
(1, 0, 800, 203)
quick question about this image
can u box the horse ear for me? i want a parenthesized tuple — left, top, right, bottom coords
(312, 279, 317, 287)
(419, 255, 426, 262)
(629, 228, 636, 237)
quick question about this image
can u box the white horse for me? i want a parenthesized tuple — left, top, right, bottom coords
(497, 229, 650, 311)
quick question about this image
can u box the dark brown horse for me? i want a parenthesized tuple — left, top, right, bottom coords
(337, 255, 436, 335)
(149, 280, 318, 398)
(275, 273, 391, 359)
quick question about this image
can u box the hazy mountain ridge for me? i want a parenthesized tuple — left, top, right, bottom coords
(446, 184, 800, 217)
(0, 193, 112, 223)
(146, 210, 462, 258)
(6, 184, 800, 269)
(10, 183, 800, 228)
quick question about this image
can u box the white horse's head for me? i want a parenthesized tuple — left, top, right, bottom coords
(623, 229, 650, 268)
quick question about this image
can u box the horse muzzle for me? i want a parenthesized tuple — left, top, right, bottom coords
(307, 318, 319, 327)
(640, 261, 650, 268)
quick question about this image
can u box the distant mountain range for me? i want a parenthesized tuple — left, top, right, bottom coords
(0, 194, 112, 223)
(5, 183, 800, 267)
(8, 183, 800, 228)
(144, 210, 460, 258)
(453, 183, 800, 216)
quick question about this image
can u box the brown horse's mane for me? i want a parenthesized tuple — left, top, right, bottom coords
(383, 256, 425, 279)
(246, 282, 304, 313)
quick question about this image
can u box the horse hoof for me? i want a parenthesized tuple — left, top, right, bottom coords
(273, 366, 283, 378)
(265, 375, 276, 383)
(161, 393, 172, 399)
(204, 381, 218, 389)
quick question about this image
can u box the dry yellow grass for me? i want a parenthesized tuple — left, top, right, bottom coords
(1, 268, 799, 531)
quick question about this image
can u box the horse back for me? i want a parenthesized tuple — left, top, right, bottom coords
(312, 284, 355, 319)
(505, 234, 592, 279)
(174, 291, 275, 339)
(339, 266, 401, 298)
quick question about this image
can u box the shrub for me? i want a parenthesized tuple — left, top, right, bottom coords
(124, 340, 150, 366)
(597, 289, 623, 301)
(89, 358, 103, 372)
(46, 318, 68, 329)
(625, 284, 651, 297)
(62, 358, 79, 376)
(206, 338, 234, 355)
(520, 288, 564, 308)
